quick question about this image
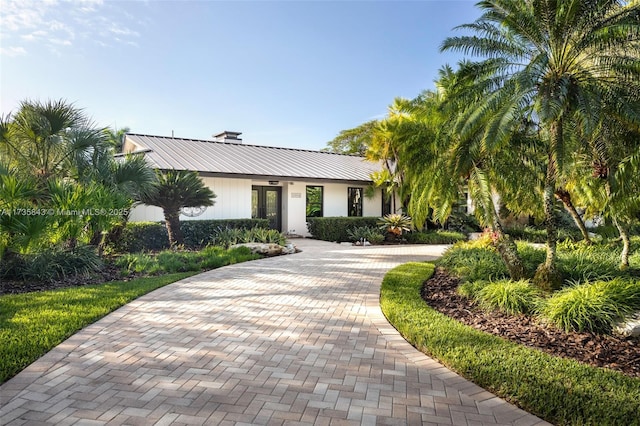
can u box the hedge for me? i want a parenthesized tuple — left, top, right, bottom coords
(306, 217, 379, 242)
(107, 218, 269, 253)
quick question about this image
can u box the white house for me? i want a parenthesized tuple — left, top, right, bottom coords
(123, 132, 395, 236)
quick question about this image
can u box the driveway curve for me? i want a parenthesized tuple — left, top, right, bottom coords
(1, 239, 548, 425)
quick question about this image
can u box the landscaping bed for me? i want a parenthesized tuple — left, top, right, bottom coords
(421, 267, 640, 378)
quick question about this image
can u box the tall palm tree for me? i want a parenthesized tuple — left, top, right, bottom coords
(442, 0, 640, 289)
(138, 170, 216, 247)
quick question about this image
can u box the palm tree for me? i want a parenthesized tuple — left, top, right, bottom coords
(104, 126, 130, 153)
(441, 0, 640, 289)
(2, 99, 103, 183)
(138, 169, 216, 247)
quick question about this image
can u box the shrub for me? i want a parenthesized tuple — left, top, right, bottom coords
(347, 226, 385, 244)
(182, 218, 268, 247)
(107, 219, 269, 253)
(457, 280, 490, 299)
(405, 230, 467, 244)
(438, 245, 508, 282)
(306, 217, 379, 242)
(1, 245, 103, 283)
(240, 227, 286, 245)
(539, 278, 640, 333)
(378, 214, 413, 236)
(476, 280, 542, 315)
(506, 225, 583, 243)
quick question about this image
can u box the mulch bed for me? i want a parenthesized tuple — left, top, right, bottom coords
(420, 268, 640, 378)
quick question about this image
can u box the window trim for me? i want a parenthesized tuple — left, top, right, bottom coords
(348, 187, 363, 217)
(306, 185, 324, 218)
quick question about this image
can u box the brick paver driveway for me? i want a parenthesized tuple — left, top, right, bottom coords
(1, 239, 548, 425)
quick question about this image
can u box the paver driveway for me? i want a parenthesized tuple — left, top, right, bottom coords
(1, 239, 548, 425)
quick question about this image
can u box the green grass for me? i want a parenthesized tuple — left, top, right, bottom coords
(0, 273, 194, 384)
(114, 245, 260, 275)
(380, 262, 640, 426)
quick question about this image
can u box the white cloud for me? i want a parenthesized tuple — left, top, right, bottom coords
(0, 0, 143, 56)
(0, 46, 27, 56)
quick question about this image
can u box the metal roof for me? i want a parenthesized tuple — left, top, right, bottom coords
(123, 133, 380, 182)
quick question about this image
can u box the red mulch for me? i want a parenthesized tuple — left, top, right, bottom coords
(420, 268, 640, 378)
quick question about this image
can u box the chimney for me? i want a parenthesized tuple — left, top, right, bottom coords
(213, 131, 242, 143)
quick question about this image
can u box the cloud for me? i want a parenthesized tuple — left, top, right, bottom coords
(0, 0, 142, 56)
(0, 46, 27, 57)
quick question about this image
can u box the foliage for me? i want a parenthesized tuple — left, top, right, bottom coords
(306, 217, 379, 242)
(539, 279, 640, 334)
(378, 213, 413, 236)
(106, 219, 268, 253)
(475, 280, 542, 315)
(0, 245, 102, 283)
(405, 230, 466, 244)
(346, 226, 385, 244)
(506, 226, 583, 244)
(0, 272, 193, 384)
(380, 262, 640, 426)
(445, 210, 481, 234)
(322, 120, 377, 155)
(137, 169, 216, 247)
(438, 244, 508, 282)
(0, 100, 153, 261)
(114, 246, 259, 275)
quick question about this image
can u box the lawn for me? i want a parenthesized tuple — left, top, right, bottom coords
(380, 262, 640, 425)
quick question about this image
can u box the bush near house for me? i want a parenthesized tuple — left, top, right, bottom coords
(107, 219, 269, 253)
(307, 217, 379, 242)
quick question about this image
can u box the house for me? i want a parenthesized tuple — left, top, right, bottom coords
(122, 132, 395, 236)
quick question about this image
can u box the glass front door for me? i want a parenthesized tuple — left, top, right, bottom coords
(251, 186, 282, 230)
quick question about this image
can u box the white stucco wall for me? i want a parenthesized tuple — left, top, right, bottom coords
(128, 175, 393, 238)
(128, 176, 252, 222)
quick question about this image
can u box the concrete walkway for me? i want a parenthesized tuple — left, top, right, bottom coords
(1, 239, 548, 426)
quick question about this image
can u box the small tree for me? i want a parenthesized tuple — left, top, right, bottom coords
(138, 170, 216, 247)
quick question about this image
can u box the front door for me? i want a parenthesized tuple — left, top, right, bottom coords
(252, 186, 281, 231)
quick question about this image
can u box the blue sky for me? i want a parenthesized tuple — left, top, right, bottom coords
(1, 0, 481, 150)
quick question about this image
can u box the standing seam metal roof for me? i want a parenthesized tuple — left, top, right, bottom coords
(124, 133, 380, 182)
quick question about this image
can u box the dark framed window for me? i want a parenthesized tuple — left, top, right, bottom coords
(348, 187, 363, 217)
(306, 186, 323, 217)
(382, 189, 392, 216)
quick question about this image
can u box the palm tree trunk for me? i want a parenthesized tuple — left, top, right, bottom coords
(491, 214, 525, 280)
(604, 181, 630, 269)
(477, 183, 525, 280)
(534, 121, 563, 291)
(613, 218, 630, 269)
(554, 188, 591, 244)
(164, 211, 184, 247)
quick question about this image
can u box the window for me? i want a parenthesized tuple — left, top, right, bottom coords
(382, 189, 392, 216)
(306, 186, 323, 217)
(348, 187, 363, 217)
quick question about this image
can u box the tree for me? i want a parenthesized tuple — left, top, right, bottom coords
(1, 99, 103, 183)
(323, 120, 377, 155)
(104, 126, 130, 153)
(441, 0, 640, 289)
(138, 170, 216, 247)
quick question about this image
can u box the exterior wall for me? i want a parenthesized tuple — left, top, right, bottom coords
(128, 176, 389, 238)
(128, 177, 252, 222)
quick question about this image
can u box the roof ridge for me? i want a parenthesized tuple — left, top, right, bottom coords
(125, 133, 365, 158)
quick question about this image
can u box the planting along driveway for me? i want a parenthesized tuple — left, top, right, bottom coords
(1, 239, 548, 425)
